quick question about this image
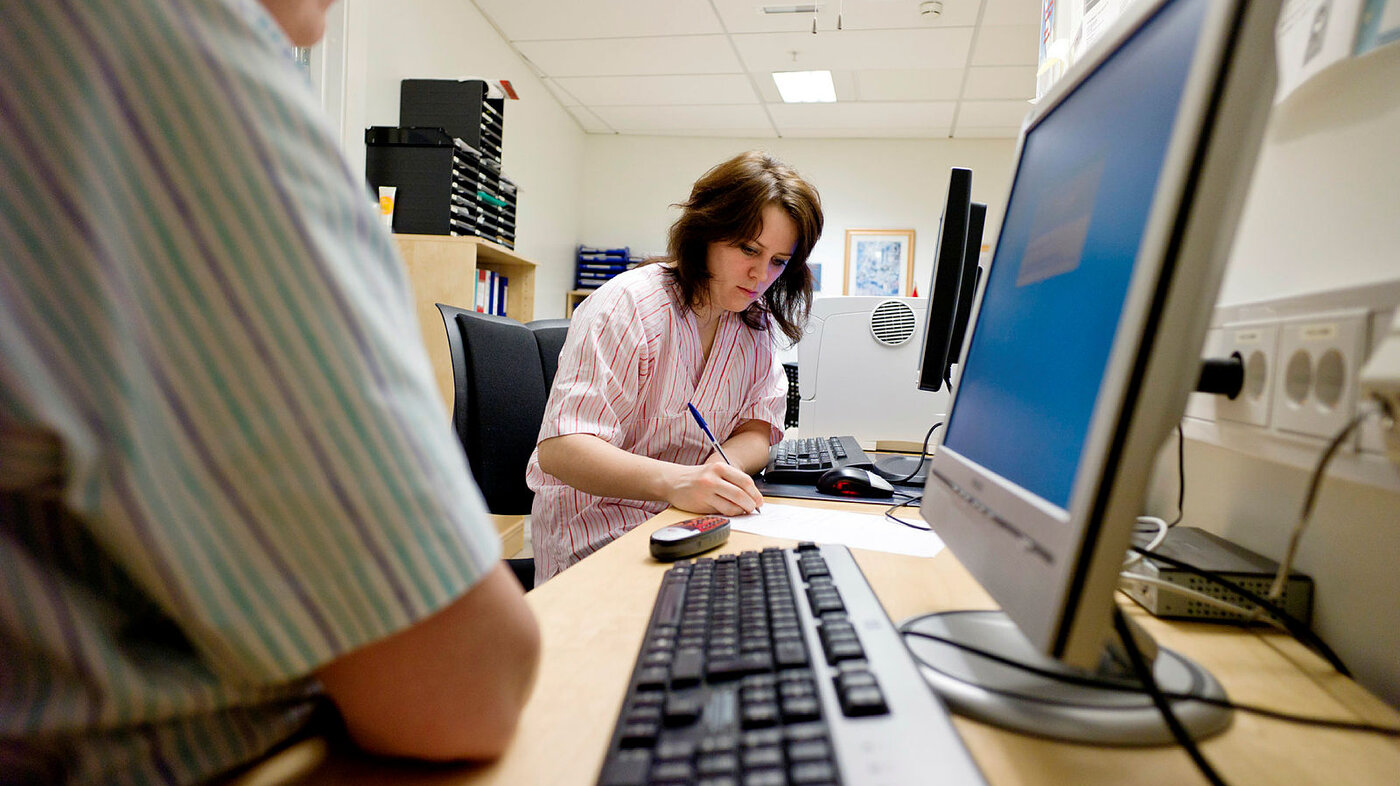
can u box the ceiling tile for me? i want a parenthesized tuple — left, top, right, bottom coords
(592, 103, 776, 134)
(955, 99, 1032, 127)
(951, 125, 1023, 138)
(961, 65, 1035, 99)
(769, 101, 956, 136)
(566, 106, 615, 133)
(542, 78, 581, 107)
(732, 28, 974, 73)
(981, 0, 1043, 26)
(971, 24, 1039, 66)
(515, 36, 743, 77)
(853, 69, 965, 101)
(475, 0, 722, 40)
(554, 74, 759, 106)
(779, 124, 955, 138)
(711, 0, 983, 34)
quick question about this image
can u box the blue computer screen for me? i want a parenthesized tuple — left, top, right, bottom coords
(941, 0, 1207, 510)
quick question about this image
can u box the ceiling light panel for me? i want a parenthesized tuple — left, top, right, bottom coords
(515, 35, 742, 77)
(773, 70, 837, 102)
(474, 0, 723, 41)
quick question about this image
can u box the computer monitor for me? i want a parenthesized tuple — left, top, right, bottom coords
(906, 0, 1280, 745)
(875, 170, 986, 485)
(943, 204, 985, 374)
(915, 168, 975, 394)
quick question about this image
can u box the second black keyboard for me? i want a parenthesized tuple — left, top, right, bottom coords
(762, 435, 873, 485)
(595, 543, 986, 786)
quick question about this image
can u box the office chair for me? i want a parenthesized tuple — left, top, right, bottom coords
(436, 304, 571, 591)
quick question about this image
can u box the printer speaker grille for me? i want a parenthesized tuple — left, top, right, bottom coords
(869, 300, 917, 347)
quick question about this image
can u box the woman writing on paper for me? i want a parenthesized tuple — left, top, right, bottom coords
(527, 151, 823, 582)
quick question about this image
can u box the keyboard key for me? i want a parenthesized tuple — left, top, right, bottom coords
(599, 749, 651, 786)
(697, 751, 739, 776)
(650, 760, 694, 784)
(655, 738, 697, 761)
(671, 647, 705, 687)
(787, 739, 832, 763)
(665, 691, 704, 727)
(791, 760, 838, 784)
(838, 684, 888, 717)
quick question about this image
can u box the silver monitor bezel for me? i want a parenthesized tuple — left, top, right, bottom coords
(920, 0, 1280, 669)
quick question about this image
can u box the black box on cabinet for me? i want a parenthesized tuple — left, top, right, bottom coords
(364, 126, 454, 235)
(400, 79, 505, 164)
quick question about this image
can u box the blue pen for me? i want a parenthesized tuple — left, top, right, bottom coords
(686, 403, 732, 466)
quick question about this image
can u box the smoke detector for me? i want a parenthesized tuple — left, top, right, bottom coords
(919, 1, 944, 17)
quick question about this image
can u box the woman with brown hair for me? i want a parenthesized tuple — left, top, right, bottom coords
(527, 151, 823, 582)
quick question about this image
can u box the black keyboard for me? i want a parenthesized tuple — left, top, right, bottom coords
(596, 543, 986, 786)
(762, 436, 874, 485)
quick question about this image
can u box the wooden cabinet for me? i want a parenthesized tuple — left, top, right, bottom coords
(565, 288, 591, 317)
(395, 235, 538, 557)
(395, 234, 537, 411)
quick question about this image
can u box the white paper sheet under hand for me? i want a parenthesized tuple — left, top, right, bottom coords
(729, 503, 944, 559)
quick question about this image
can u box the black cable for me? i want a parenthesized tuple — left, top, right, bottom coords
(1168, 422, 1185, 527)
(1269, 406, 1375, 600)
(900, 628, 1400, 737)
(1130, 546, 1351, 678)
(887, 422, 943, 485)
(884, 493, 929, 531)
(1113, 608, 1228, 786)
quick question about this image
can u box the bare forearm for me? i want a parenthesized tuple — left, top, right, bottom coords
(716, 420, 775, 475)
(537, 434, 679, 502)
(537, 432, 765, 516)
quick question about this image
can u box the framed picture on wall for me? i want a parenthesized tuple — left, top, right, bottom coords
(843, 229, 915, 296)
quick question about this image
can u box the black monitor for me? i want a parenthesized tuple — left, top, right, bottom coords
(915, 168, 975, 393)
(876, 171, 984, 486)
(943, 203, 986, 374)
(907, 0, 1281, 746)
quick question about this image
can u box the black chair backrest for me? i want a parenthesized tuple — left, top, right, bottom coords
(437, 303, 567, 516)
(528, 319, 570, 390)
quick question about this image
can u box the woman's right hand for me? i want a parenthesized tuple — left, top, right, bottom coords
(665, 462, 764, 516)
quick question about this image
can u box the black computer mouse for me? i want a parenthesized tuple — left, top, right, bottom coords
(816, 466, 895, 499)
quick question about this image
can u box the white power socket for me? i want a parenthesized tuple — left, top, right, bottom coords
(1272, 310, 1369, 442)
(1211, 321, 1279, 427)
(1359, 307, 1400, 466)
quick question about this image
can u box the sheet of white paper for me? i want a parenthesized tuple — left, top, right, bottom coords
(728, 503, 944, 559)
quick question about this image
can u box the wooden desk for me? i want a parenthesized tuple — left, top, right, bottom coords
(239, 501, 1400, 785)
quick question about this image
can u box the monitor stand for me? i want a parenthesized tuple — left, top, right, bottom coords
(900, 609, 1233, 745)
(873, 454, 929, 487)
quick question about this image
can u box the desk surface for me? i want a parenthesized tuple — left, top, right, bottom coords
(242, 500, 1400, 786)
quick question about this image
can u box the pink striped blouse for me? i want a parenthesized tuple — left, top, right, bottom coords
(526, 264, 786, 582)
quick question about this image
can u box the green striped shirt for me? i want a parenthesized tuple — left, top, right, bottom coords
(0, 1, 502, 782)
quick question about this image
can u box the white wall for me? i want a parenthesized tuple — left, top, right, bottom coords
(338, 0, 1400, 706)
(579, 136, 1017, 310)
(343, 0, 586, 319)
(1220, 43, 1400, 304)
(1146, 44, 1400, 707)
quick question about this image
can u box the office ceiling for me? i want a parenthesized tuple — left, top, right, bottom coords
(472, 0, 1042, 139)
